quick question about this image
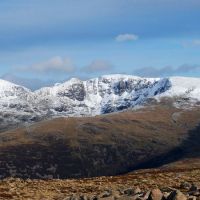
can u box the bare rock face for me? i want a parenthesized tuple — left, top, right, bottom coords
(57, 83, 86, 101)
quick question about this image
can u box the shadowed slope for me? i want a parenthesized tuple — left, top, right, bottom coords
(0, 105, 200, 178)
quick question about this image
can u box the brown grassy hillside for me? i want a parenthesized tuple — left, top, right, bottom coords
(0, 168, 199, 200)
(0, 104, 200, 178)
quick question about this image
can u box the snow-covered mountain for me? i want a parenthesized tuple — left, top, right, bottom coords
(0, 74, 200, 129)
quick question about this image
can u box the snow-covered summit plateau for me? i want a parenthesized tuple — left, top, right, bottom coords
(0, 74, 200, 126)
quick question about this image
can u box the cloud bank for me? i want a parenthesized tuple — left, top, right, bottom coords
(16, 57, 115, 76)
(182, 39, 200, 47)
(19, 56, 76, 74)
(192, 39, 200, 46)
(134, 64, 200, 77)
(82, 60, 113, 73)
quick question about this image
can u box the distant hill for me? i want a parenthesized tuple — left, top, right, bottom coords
(0, 102, 199, 179)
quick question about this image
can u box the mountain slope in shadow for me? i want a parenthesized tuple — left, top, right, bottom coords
(0, 104, 199, 179)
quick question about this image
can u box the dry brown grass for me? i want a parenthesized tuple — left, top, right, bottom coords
(0, 105, 199, 179)
(0, 167, 199, 200)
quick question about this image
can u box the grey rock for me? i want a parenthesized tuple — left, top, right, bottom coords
(72, 195, 81, 200)
(134, 187, 142, 195)
(90, 196, 99, 200)
(101, 190, 112, 198)
(167, 190, 187, 200)
(63, 196, 71, 200)
(124, 188, 135, 196)
(188, 196, 197, 200)
(143, 191, 151, 200)
(163, 192, 170, 200)
(117, 196, 142, 200)
(189, 184, 200, 196)
(80, 195, 89, 200)
(190, 184, 199, 192)
(180, 182, 192, 190)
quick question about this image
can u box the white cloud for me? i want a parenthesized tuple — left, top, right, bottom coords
(182, 39, 200, 48)
(192, 39, 200, 46)
(82, 60, 113, 73)
(19, 56, 76, 74)
(115, 34, 139, 42)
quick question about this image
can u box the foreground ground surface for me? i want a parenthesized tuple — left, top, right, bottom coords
(0, 165, 199, 200)
(0, 101, 199, 199)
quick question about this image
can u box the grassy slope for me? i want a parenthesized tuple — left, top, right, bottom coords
(0, 104, 200, 178)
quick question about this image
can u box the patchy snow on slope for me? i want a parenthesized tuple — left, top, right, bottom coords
(156, 76, 200, 100)
(0, 79, 30, 99)
(0, 74, 199, 126)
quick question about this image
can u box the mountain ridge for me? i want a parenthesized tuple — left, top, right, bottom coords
(0, 74, 200, 132)
(0, 74, 200, 179)
(1, 74, 200, 91)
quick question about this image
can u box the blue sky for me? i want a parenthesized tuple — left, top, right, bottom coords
(1, 0, 200, 89)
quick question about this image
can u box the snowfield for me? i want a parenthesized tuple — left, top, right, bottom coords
(0, 74, 199, 126)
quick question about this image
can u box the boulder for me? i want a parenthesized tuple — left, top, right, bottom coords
(101, 190, 112, 198)
(188, 196, 197, 200)
(180, 182, 192, 190)
(189, 184, 200, 196)
(80, 195, 89, 200)
(147, 188, 163, 200)
(167, 190, 187, 200)
(134, 187, 142, 195)
(124, 188, 135, 196)
(90, 196, 99, 200)
(190, 184, 199, 192)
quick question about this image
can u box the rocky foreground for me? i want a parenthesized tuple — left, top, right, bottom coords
(0, 168, 199, 200)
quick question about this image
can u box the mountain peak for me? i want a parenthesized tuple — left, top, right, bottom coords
(68, 77, 82, 83)
(0, 74, 199, 128)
